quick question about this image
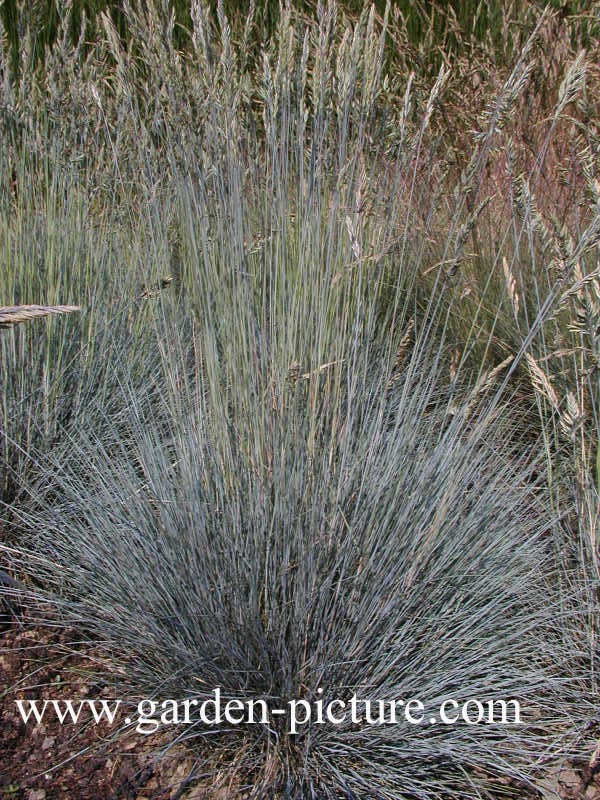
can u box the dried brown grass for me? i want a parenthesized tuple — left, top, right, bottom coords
(0, 305, 80, 330)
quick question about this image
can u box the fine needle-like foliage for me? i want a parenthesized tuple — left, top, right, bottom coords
(1, 1, 598, 797)
(14, 315, 587, 798)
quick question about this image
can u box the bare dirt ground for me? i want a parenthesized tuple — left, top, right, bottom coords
(0, 614, 232, 800)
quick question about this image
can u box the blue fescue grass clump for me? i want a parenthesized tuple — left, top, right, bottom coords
(13, 314, 586, 797)
(2, 2, 598, 796)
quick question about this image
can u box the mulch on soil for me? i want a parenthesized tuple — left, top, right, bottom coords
(0, 615, 208, 800)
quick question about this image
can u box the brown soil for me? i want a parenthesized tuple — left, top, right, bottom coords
(0, 614, 221, 800)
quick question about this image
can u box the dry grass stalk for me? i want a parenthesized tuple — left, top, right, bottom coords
(502, 256, 520, 316)
(389, 319, 415, 387)
(561, 390, 585, 440)
(525, 352, 560, 411)
(0, 305, 81, 330)
(556, 263, 600, 316)
(140, 276, 174, 300)
(463, 355, 515, 418)
(300, 359, 345, 380)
